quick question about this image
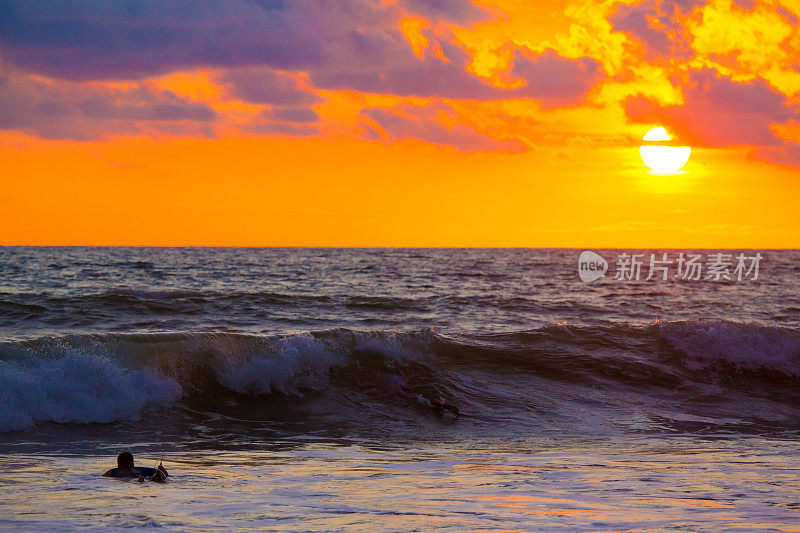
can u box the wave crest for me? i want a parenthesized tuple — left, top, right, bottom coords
(659, 320, 800, 376)
(1, 321, 799, 433)
(0, 340, 181, 431)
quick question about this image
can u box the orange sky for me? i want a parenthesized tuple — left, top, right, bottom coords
(1, 0, 798, 247)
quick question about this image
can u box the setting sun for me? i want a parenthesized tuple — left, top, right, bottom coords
(2, 3, 800, 532)
(639, 127, 692, 174)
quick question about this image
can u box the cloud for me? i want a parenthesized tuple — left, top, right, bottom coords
(0, 0, 401, 79)
(509, 49, 603, 108)
(0, 1, 598, 104)
(361, 103, 527, 152)
(266, 106, 320, 123)
(752, 140, 800, 168)
(314, 34, 601, 105)
(0, 0, 492, 82)
(220, 69, 321, 105)
(0, 63, 333, 139)
(625, 68, 797, 148)
(0, 0, 607, 141)
(0, 68, 218, 139)
(609, 1, 696, 60)
(243, 104, 321, 136)
(247, 121, 318, 136)
(687, 0, 797, 77)
(400, 0, 490, 23)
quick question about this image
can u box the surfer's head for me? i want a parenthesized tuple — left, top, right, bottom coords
(117, 452, 134, 469)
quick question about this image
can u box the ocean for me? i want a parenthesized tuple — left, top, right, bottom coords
(1, 247, 799, 531)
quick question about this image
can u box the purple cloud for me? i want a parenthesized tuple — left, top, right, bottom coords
(221, 70, 321, 105)
(361, 103, 527, 152)
(0, 0, 404, 80)
(0, 0, 601, 141)
(609, 0, 699, 61)
(246, 121, 318, 136)
(753, 140, 800, 168)
(0, 0, 490, 81)
(266, 106, 320, 123)
(401, 0, 490, 23)
(0, 68, 217, 139)
(0, 1, 598, 102)
(625, 68, 800, 166)
(510, 49, 603, 108)
(314, 36, 601, 105)
(243, 104, 321, 136)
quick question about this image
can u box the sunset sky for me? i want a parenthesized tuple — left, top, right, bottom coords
(1, 0, 799, 247)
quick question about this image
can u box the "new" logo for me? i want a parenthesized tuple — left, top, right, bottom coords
(578, 251, 608, 282)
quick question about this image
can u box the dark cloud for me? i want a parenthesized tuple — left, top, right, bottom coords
(361, 103, 527, 152)
(0, 0, 489, 82)
(611, 6, 674, 57)
(625, 68, 800, 165)
(0, 0, 603, 141)
(401, 0, 490, 23)
(247, 121, 318, 136)
(266, 106, 320, 123)
(0, 69, 218, 139)
(221, 70, 321, 105)
(753, 141, 800, 168)
(314, 36, 601, 105)
(0, 1, 597, 104)
(310, 33, 496, 98)
(509, 49, 603, 108)
(0, 0, 405, 80)
(76, 95, 217, 122)
(245, 103, 321, 135)
(777, 5, 799, 25)
(609, 0, 700, 61)
(732, 0, 756, 9)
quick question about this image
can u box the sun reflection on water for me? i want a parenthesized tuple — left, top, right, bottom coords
(1, 440, 799, 531)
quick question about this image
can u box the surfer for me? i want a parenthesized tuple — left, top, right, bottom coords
(387, 374, 459, 417)
(102, 452, 169, 483)
(429, 397, 459, 417)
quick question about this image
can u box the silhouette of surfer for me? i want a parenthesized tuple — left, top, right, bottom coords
(387, 374, 459, 417)
(102, 452, 169, 483)
(429, 397, 459, 416)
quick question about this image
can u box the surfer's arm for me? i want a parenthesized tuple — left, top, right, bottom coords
(443, 402, 459, 416)
(101, 469, 116, 477)
(148, 466, 168, 483)
(136, 463, 168, 482)
(430, 398, 459, 416)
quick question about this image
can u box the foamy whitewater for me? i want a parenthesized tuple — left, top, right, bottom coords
(1, 247, 799, 531)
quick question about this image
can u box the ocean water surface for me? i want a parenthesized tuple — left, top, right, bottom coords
(1, 247, 799, 531)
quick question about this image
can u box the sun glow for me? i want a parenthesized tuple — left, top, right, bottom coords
(640, 127, 691, 173)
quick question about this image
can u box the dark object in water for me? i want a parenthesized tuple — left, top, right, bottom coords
(430, 398, 459, 417)
(103, 452, 169, 482)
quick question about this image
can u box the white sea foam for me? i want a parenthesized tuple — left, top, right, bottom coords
(0, 342, 182, 431)
(211, 334, 348, 395)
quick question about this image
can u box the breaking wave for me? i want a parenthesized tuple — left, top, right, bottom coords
(1, 320, 799, 435)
